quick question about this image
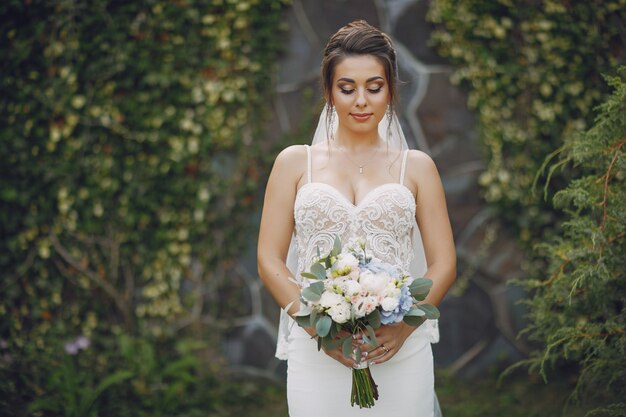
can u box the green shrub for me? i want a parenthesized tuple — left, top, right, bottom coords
(428, 0, 625, 245)
(521, 70, 626, 415)
(428, 2, 625, 413)
(0, 0, 288, 414)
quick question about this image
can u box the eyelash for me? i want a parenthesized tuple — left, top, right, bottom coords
(340, 88, 382, 95)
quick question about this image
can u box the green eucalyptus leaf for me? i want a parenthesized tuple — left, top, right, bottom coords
(301, 287, 321, 303)
(322, 335, 343, 351)
(365, 309, 381, 329)
(316, 315, 332, 337)
(311, 263, 327, 280)
(333, 235, 342, 255)
(365, 324, 378, 346)
(300, 272, 319, 280)
(405, 307, 425, 317)
(342, 336, 353, 359)
(404, 315, 426, 327)
(418, 304, 440, 319)
(309, 308, 318, 327)
(409, 278, 432, 297)
(295, 315, 311, 328)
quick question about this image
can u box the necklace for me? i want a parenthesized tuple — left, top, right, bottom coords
(335, 143, 379, 174)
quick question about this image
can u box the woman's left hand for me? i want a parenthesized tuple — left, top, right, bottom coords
(356, 321, 419, 365)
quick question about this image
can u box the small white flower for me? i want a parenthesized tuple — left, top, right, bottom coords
(328, 301, 351, 323)
(381, 296, 400, 312)
(332, 253, 359, 277)
(383, 282, 401, 298)
(352, 296, 369, 318)
(363, 296, 378, 315)
(319, 291, 343, 308)
(342, 280, 362, 296)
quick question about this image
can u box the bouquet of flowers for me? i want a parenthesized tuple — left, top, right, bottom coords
(293, 236, 440, 408)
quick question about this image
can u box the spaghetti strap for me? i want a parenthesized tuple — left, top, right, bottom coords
(305, 144, 312, 183)
(400, 149, 409, 185)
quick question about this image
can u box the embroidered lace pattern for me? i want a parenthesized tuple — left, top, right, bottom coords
(293, 182, 416, 286)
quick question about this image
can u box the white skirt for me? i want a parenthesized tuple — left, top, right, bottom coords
(287, 324, 436, 417)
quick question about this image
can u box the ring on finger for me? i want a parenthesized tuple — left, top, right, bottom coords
(381, 344, 389, 354)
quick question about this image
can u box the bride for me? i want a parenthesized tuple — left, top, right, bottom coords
(257, 20, 456, 416)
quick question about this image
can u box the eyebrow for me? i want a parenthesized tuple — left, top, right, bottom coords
(336, 76, 385, 83)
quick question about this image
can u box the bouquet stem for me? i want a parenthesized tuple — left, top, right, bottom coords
(351, 367, 379, 408)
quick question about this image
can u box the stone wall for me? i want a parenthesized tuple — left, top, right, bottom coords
(219, 0, 529, 382)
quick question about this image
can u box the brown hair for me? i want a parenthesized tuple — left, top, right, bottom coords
(321, 20, 398, 111)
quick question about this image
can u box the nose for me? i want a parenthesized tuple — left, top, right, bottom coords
(355, 88, 367, 108)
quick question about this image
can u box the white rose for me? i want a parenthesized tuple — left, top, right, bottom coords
(381, 296, 400, 312)
(328, 301, 351, 323)
(359, 270, 390, 295)
(319, 291, 343, 308)
(342, 280, 362, 296)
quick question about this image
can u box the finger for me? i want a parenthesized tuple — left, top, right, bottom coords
(369, 345, 393, 363)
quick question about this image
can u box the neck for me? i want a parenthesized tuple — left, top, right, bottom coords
(334, 125, 381, 151)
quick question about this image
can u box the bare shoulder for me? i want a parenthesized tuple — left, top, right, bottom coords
(406, 149, 438, 176)
(274, 144, 307, 169)
(270, 144, 308, 184)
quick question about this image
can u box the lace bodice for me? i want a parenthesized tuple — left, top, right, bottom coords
(294, 182, 416, 282)
(292, 145, 415, 284)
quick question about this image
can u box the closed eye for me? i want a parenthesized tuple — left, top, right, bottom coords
(340, 88, 382, 94)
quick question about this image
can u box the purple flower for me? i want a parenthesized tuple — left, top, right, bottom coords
(75, 336, 90, 349)
(380, 285, 413, 325)
(64, 335, 91, 355)
(64, 342, 79, 355)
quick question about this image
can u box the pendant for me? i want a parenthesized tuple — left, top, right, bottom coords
(359, 166, 363, 174)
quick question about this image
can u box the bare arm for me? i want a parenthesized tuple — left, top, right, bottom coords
(407, 150, 456, 306)
(257, 145, 356, 367)
(257, 145, 306, 317)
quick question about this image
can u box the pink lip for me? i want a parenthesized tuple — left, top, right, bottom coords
(350, 113, 373, 121)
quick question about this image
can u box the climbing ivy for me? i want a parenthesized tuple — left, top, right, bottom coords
(428, 0, 625, 245)
(0, 0, 288, 346)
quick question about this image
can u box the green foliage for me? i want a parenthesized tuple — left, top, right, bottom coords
(429, 2, 625, 413)
(0, 332, 285, 416)
(428, 0, 625, 245)
(0, 0, 289, 414)
(520, 70, 626, 414)
(0, 0, 287, 340)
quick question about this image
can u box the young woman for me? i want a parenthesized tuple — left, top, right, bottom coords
(257, 20, 456, 416)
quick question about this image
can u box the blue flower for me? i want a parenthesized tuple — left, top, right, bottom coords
(380, 285, 413, 325)
(362, 259, 400, 279)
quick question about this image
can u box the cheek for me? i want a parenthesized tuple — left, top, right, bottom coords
(332, 93, 352, 111)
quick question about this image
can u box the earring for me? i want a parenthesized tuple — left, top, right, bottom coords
(326, 103, 335, 141)
(386, 105, 393, 143)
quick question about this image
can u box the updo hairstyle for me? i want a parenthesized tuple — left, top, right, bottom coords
(321, 20, 398, 115)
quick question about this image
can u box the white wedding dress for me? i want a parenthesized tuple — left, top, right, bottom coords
(280, 145, 440, 417)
